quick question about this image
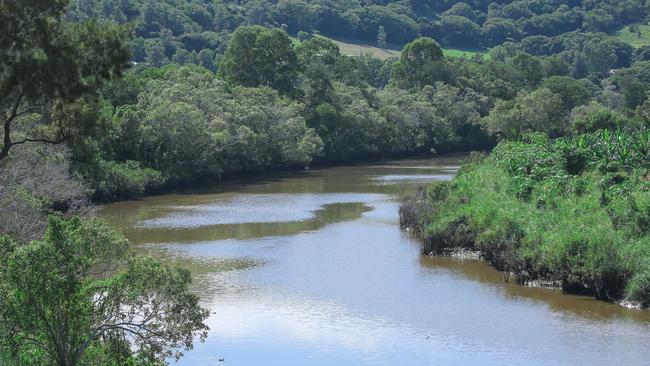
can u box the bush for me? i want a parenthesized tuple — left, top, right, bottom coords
(83, 158, 164, 202)
(627, 266, 650, 307)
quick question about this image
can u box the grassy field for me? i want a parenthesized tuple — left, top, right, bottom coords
(612, 23, 650, 48)
(441, 48, 489, 58)
(323, 36, 402, 59)
(292, 35, 489, 60)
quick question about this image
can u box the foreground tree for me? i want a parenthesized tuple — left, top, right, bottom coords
(0, 215, 209, 365)
(0, 0, 131, 161)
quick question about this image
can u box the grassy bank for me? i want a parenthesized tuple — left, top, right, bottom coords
(400, 130, 650, 306)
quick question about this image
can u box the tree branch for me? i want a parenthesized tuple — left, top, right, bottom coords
(0, 92, 23, 161)
(11, 137, 66, 146)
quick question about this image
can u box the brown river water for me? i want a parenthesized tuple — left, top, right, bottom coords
(100, 156, 650, 366)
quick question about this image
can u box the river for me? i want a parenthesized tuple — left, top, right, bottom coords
(100, 156, 650, 366)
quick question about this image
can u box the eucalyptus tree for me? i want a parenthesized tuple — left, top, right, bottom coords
(0, 0, 130, 161)
(391, 37, 452, 89)
(218, 25, 299, 94)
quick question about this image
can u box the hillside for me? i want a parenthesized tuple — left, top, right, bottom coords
(64, 0, 649, 67)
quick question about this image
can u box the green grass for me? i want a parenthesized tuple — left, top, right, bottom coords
(441, 48, 489, 59)
(612, 23, 650, 48)
(402, 131, 650, 306)
(292, 35, 489, 60)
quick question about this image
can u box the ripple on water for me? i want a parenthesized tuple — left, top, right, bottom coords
(372, 174, 455, 183)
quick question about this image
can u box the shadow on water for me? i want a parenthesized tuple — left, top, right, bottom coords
(419, 255, 650, 323)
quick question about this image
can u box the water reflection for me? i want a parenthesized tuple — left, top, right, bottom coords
(122, 201, 371, 244)
(420, 256, 650, 323)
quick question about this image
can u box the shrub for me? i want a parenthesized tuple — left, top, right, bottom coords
(627, 266, 650, 307)
(81, 158, 164, 202)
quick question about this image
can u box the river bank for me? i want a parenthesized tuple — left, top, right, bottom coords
(91, 151, 456, 203)
(399, 131, 650, 308)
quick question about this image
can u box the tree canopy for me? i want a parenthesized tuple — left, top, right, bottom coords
(0, 215, 209, 365)
(0, 0, 131, 161)
(391, 37, 449, 89)
(218, 25, 299, 94)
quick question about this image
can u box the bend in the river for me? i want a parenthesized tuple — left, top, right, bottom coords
(101, 156, 650, 366)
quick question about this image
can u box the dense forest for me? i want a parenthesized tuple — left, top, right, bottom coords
(75, 28, 650, 201)
(50, 0, 650, 202)
(65, 0, 649, 52)
(1, 0, 650, 364)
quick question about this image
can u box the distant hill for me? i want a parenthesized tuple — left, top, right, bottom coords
(65, 0, 649, 66)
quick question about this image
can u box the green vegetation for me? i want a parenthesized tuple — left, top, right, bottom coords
(3, 2, 650, 364)
(401, 129, 650, 305)
(0, 2, 208, 365)
(613, 23, 650, 48)
(0, 215, 209, 365)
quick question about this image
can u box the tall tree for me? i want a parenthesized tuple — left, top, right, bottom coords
(219, 25, 299, 94)
(391, 37, 451, 89)
(0, 0, 131, 161)
(377, 25, 387, 48)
